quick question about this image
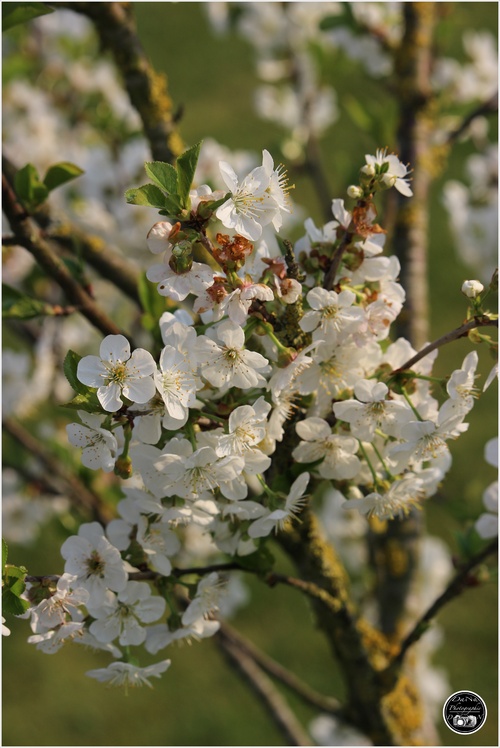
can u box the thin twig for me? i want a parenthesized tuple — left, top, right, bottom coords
(2, 171, 134, 343)
(446, 91, 498, 144)
(218, 621, 342, 716)
(390, 537, 498, 669)
(323, 231, 352, 291)
(2, 153, 141, 308)
(267, 571, 342, 613)
(52, 2, 183, 164)
(216, 629, 313, 746)
(3, 417, 112, 525)
(391, 315, 498, 374)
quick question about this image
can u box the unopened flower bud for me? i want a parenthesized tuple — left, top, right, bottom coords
(347, 185, 363, 199)
(361, 163, 376, 177)
(381, 173, 397, 189)
(461, 280, 484, 298)
(114, 455, 133, 479)
(147, 221, 175, 255)
(277, 346, 298, 368)
(169, 240, 193, 274)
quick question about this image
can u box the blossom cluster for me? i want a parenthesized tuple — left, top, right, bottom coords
(16, 144, 495, 691)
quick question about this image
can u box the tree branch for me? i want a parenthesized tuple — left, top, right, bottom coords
(216, 628, 313, 746)
(446, 91, 498, 145)
(390, 537, 498, 670)
(51, 2, 183, 164)
(391, 2, 437, 350)
(2, 171, 134, 343)
(390, 315, 498, 374)
(3, 150, 142, 309)
(323, 230, 352, 291)
(218, 621, 342, 717)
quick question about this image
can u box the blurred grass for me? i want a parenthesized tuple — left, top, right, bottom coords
(2, 3, 498, 746)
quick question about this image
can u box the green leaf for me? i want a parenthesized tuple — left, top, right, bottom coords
(158, 195, 184, 217)
(125, 184, 169, 209)
(2, 588, 29, 615)
(63, 350, 86, 395)
(62, 392, 105, 414)
(144, 162, 178, 195)
(14, 163, 49, 210)
(237, 546, 275, 575)
(2, 539, 8, 573)
(197, 193, 230, 219)
(2, 284, 52, 319)
(43, 162, 84, 192)
(2, 564, 29, 614)
(176, 142, 202, 208)
(2, 2, 53, 32)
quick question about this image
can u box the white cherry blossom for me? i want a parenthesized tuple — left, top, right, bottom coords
(343, 474, 425, 520)
(215, 150, 287, 240)
(146, 221, 175, 257)
(195, 321, 269, 389)
(66, 411, 119, 471)
(28, 621, 84, 654)
(146, 261, 215, 301)
(475, 482, 498, 539)
(300, 287, 364, 344)
(389, 411, 468, 472)
(219, 282, 275, 325)
(439, 351, 479, 419)
(86, 659, 171, 688)
(216, 398, 271, 457)
(60, 522, 128, 606)
(333, 379, 412, 441)
(248, 472, 310, 538)
(293, 418, 361, 480)
(135, 516, 181, 576)
(87, 582, 166, 646)
(145, 618, 220, 654)
(181, 572, 225, 626)
(28, 574, 89, 634)
(77, 334, 156, 412)
(154, 345, 197, 422)
(363, 148, 413, 196)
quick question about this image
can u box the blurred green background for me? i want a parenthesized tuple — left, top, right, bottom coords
(3, 2, 497, 746)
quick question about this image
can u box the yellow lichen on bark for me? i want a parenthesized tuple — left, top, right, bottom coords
(382, 675, 426, 746)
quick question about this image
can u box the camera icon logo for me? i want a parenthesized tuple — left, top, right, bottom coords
(443, 691, 487, 735)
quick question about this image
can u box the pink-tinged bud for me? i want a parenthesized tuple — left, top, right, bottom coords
(277, 347, 298, 368)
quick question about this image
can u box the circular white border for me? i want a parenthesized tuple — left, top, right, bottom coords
(442, 690, 488, 735)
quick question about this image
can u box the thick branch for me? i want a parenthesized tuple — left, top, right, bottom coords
(2, 172, 132, 342)
(391, 315, 498, 374)
(372, 2, 436, 646)
(390, 537, 498, 669)
(3, 418, 112, 525)
(277, 511, 398, 745)
(392, 2, 437, 349)
(52, 2, 183, 163)
(216, 628, 313, 746)
(218, 621, 342, 717)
